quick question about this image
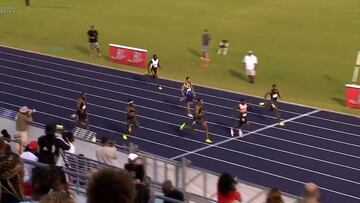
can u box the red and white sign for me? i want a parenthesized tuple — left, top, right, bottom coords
(345, 84, 360, 108)
(109, 44, 147, 68)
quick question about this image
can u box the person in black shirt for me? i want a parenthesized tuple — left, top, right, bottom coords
(162, 180, 184, 203)
(37, 124, 70, 165)
(261, 84, 284, 126)
(87, 26, 101, 57)
(123, 99, 139, 140)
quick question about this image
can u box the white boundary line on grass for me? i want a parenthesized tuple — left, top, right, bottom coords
(170, 109, 321, 160)
(0, 45, 359, 120)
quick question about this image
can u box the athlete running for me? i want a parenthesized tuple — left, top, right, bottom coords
(260, 84, 285, 126)
(231, 99, 250, 137)
(180, 77, 196, 117)
(76, 92, 90, 130)
(180, 98, 213, 144)
(147, 54, 162, 90)
(122, 99, 139, 140)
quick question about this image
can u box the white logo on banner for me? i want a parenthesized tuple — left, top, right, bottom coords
(128, 52, 143, 63)
(111, 49, 126, 60)
(349, 92, 360, 105)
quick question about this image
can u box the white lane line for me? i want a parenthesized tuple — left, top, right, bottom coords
(191, 151, 360, 201)
(0, 56, 301, 119)
(170, 109, 321, 160)
(1, 62, 358, 137)
(308, 115, 360, 128)
(2, 96, 360, 188)
(2, 73, 360, 161)
(2, 72, 360, 152)
(1, 47, 360, 122)
(2, 103, 359, 200)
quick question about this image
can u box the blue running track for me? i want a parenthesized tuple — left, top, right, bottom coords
(0, 46, 359, 202)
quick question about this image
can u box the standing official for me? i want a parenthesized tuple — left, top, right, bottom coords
(87, 26, 102, 57)
(243, 50, 258, 83)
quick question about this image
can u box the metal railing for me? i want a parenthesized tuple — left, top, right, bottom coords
(1, 106, 301, 202)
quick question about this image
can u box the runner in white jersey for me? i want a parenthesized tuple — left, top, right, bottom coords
(147, 54, 162, 90)
(180, 77, 196, 117)
(231, 99, 250, 137)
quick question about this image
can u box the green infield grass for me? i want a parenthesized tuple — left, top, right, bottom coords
(1, 0, 360, 115)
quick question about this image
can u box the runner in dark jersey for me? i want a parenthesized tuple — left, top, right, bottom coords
(231, 99, 250, 137)
(180, 98, 212, 144)
(123, 99, 139, 140)
(262, 84, 284, 126)
(76, 92, 90, 129)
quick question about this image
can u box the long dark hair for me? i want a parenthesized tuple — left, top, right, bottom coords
(217, 172, 236, 195)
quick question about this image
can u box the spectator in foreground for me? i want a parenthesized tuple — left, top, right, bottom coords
(40, 191, 75, 203)
(31, 166, 69, 202)
(162, 180, 184, 203)
(37, 124, 70, 165)
(96, 136, 117, 166)
(0, 138, 25, 203)
(1, 129, 17, 153)
(134, 164, 150, 203)
(302, 182, 320, 203)
(20, 141, 39, 196)
(124, 152, 140, 178)
(56, 131, 76, 168)
(217, 172, 242, 203)
(15, 106, 34, 153)
(266, 188, 284, 203)
(87, 168, 135, 203)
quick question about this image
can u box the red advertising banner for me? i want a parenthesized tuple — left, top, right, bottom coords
(345, 84, 360, 108)
(109, 44, 147, 68)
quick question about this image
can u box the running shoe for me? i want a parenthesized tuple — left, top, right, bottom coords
(279, 121, 285, 126)
(205, 138, 213, 144)
(230, 128, 234, 137)
(238, 129, 244, 137)
(158, 86, 163, 90)
(259, 102, 265, 106)
(180, 123, 186, 130)
(122, 134, 128, 140)
(187, 113, 194, 118)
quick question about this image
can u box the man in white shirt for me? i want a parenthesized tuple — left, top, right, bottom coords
(20, 141, 39, 183)
(243, 50, 258, 83)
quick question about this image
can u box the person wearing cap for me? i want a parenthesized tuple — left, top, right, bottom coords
(243, 50, 258, 83)
(76, 92, 90, 130)
(20, 140, 39, 195)
(15, 106, 34, 153)
(123, 99, 139, 140)
(302, 182, 320, 203)
(231, 99, 250, 137)
(87, 26, 102, 57)
(124, 153, 140, 179)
